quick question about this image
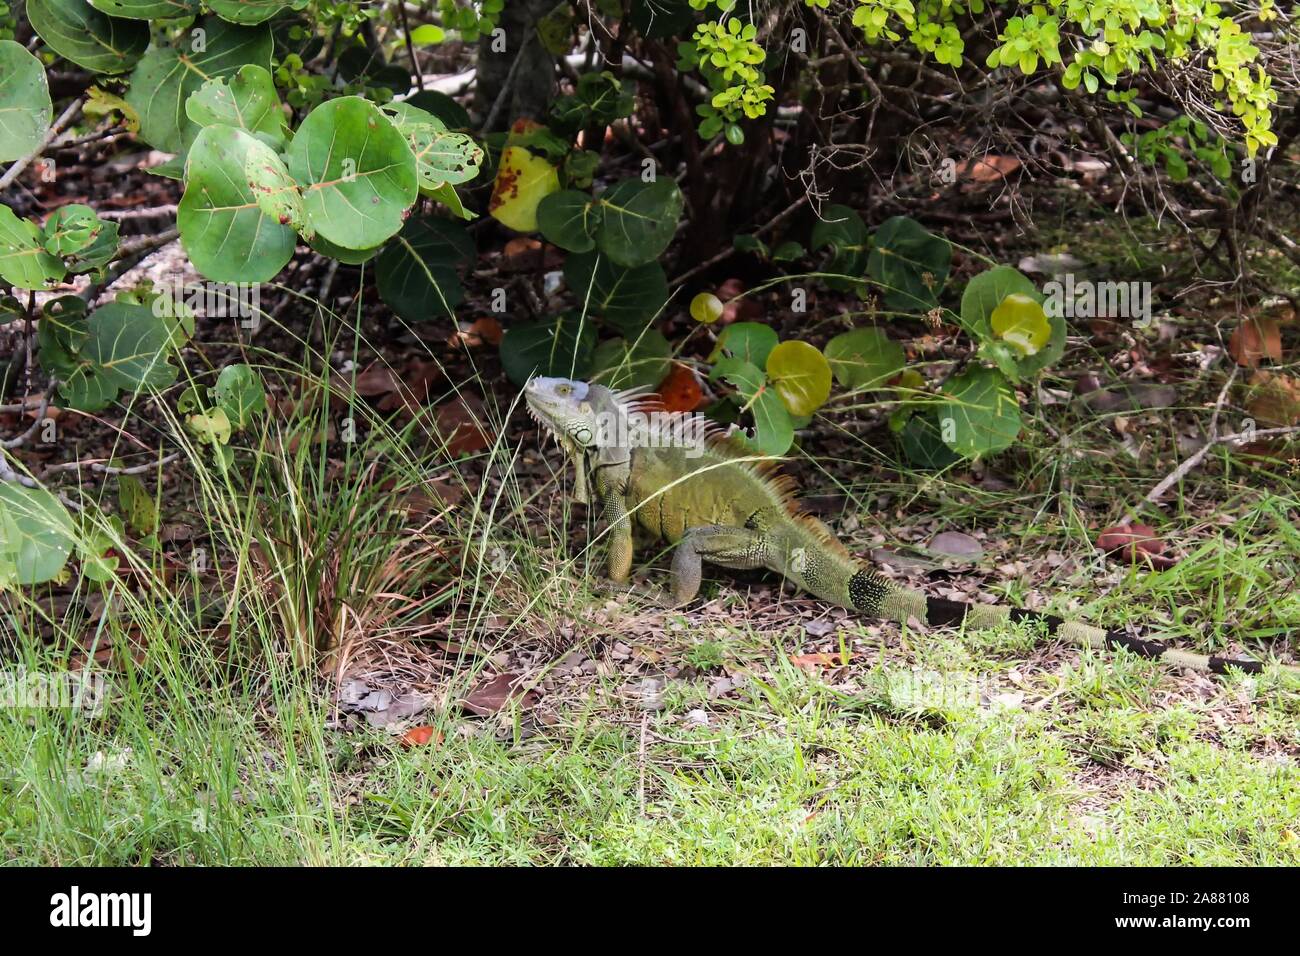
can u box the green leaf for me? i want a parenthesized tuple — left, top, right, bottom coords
(499, 311, 597, 386)
(990, 292, 1050, 356)
(404, 90, 471, 130)
(0, 41, 53, 163)
(765, 340, 832, 416)
(178, 124, 297, 282)
(125, 17, 273, 152)
(212, 362, 266, 428)
(867, 216, 951, 311)
(206, 0, 298, 25)
(26, 0, 149, 75)
(187, 406, 232, 445)
(381, 101, 483, 189)
(594, 178, 683, 266)
(87, 0, 195, 17)
(537, 190, 602, 252)
(117, 473, 158, 537)
(938, 366, 1021, 458)
(41, 204, 101, 255)
(66, 218, 120, 274)
(959, 265, 1038, 337)
(591, 329, 672, 390)
(810, 203, 868, 290)
(185, 63, 288, 148)
(80, 300, 178, 392)
(823, 327, 905, 390)
(0, 482, 76, 586)
(711, 356, 792, 456)
(286, 96, 419, 250)
(563, 251, 668, 335)
(59, 363, 118, 411)
(713, 321, 777, 367)
(375, 216, 474, 321)
(410, 23, 446, 45)
(897, 408, 961, 470)
(0, 204, 65, 289)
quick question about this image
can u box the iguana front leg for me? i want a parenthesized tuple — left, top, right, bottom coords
(670, 524, 768, 605)
(600, 492, 633, 583)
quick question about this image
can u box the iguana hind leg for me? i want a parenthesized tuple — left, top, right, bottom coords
(670, 524, 768, 605)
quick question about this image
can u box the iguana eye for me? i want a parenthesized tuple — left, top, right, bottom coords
(555, 384, 572, 396)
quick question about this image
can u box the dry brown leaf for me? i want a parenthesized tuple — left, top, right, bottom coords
(789, 651, 850, 670)
(655, 362, 703, 412)
(460, 672, 540, 716)
(435, 394, 493, 456)
(1228, 317, 1283, 367)
(1246, 370, 1300, 426)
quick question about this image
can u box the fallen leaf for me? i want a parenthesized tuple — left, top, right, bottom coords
(1246, 370, 1300, 426)
(958, 155, 1021, 183)
(1096, 523, 1176, 569)
(500, 237, 545, 272)
(351, 364, 402, 397)
(435, 394, 493, 456)
(655, 362, 703, 412)
(928, 530, 984, 561)
(1229, 317, 1283, 367)
(789, 651, 850, 670)
(447, 316, 504, 348)
(401, 725, 442, 747)
(460, 672, 540, 716)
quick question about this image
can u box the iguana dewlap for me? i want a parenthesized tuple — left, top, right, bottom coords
(524, 375, 1293, 677)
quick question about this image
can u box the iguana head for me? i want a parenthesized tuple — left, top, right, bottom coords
(524, 377, 619, 503)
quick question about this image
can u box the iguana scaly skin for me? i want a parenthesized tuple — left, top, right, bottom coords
(525, 376, 1296, 677)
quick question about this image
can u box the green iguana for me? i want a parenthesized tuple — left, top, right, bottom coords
(525, 375, 1297, 677)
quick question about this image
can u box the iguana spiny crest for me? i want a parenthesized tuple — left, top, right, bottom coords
(525, 376, 1296, 678)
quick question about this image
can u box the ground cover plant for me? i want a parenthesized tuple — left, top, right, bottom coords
(1, 0, 1299, 865)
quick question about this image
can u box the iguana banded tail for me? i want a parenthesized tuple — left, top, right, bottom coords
(525, 376, 1297, 677)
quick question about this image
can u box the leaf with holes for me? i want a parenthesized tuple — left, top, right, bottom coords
(594, 178, 683, 267)
(867, 216, 951, 311)
(381, 101, 482, 190)
(375, 217, 474, 322)
(26, 0, 149, 75)
(286, 96, 419, 250)
(766, 340, 832, 416)
(178, 125, 297, 282)
(499, 311, 596, 386)
(824, 327, 904, 390)
(125, 18, 272, 153)
(938, 366, 1021, 458)
(41, 205, 102, 256)
(185, 64, 288, 149)
(563, 251, 667, 335)
(0, 41, 52, 163)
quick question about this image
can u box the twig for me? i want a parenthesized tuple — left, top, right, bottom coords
(669, 195, 809, 288)
(1, 392, 50, 450)
(396, 0, 424, 92)
(0, 98, 83, 191)
(41, 452, 180, 479)
(1141, 424, 1300, 506)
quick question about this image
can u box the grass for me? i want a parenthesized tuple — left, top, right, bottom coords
(3, 250, 1300, 866)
